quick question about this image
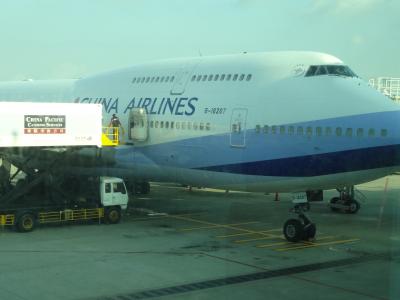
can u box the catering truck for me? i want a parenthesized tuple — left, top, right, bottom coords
(0, 175, 129, 232)
(0, 102, 127, 232)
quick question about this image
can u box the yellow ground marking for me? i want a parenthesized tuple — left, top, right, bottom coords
(129, 213, 202, 222)
(256, 236, 335, 248)
(169, 215, 275, 238)
(216, 228, 281, 238)
(180, 221, 259, 231)
(276, 238, 360, 251)
(234, 235, 281, 243)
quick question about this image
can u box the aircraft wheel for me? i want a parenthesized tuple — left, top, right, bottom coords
(16, 212, 36, 232)
(283, 219, 304, 242)
(347, 200, 360, 214)
(330, 197, 340, 212)
(105, 207, 121, 224)
(304, 223, 316, 240)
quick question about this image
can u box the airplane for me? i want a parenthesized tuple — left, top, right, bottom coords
(0, 51, 399, 242)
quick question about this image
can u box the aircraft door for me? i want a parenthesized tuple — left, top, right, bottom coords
(128, 108, 148, 142)
(230, 108, 248, 148)
(170, 60, 200, 95)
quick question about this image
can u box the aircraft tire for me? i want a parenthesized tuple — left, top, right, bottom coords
(330, 197, 340, 212)
(347, 200, 360, 214)
(304, 223, 316, 240)
(16, 212, 36, 233)
(283, 219, 304, 242)
(105, 207, 121, 224)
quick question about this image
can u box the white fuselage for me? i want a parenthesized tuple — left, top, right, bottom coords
(1, 51, 399, 192)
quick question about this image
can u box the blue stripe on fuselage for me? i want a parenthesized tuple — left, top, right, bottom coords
(118, 110, 400, 177)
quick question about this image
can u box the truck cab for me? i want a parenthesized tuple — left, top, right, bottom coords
(100, 177, 129, 224)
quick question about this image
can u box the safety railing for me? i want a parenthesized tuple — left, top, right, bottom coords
(102, 127, 119, 146)
(0, 214, 15, 226)
(39, 208, 104, 224)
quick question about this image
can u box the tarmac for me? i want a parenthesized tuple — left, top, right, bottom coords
(0, 176, 399, 300)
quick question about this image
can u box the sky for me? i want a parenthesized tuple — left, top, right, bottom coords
(0, 0, 398, 81)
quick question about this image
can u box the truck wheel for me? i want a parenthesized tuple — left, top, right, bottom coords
(105, 207, 121, 224)
(17, 212, 36, 232)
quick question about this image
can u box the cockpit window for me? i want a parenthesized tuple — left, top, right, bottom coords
(305, 65, 357, 78)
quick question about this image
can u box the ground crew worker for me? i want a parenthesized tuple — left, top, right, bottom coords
(108, 114, 124, 141)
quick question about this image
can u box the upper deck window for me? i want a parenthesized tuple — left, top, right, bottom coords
(305, 65, 357, 78)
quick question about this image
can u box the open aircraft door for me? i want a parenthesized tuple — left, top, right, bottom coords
(128, 108, 148, 142)
(230, 108, 247, 148)
(170, 60, 200, 95)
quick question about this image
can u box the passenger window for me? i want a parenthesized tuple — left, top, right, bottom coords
(306, 126, 313, 136)
(200, 123, 204, 130)
(232, 124, 238, 132)
(191, 75, 196, 81)
(170, 121, 174, 129)
(146, 77, 150, 83)
(156, 77, 160, 82)
(381, 129, 388, 137)
(151, 77, 155, 82)
(170, 76, 175, 82)
(336, 127, 342, 136)
(288, 126, 294, 135)
(176, 122, 180, 129)
(202, 75, 207, 81)
(187, 122, 192, 130)
(160, 77, 165, 82)
(132, 78, 136, 84)
(150, 121, 154, 128)
(346, 128, 353, 137)
(271, 125, 277, 134)
(197, 75, 202, 81)
(165, 76, 170, 82)
(155, 121, 159, 128)
(105, 183, 111, 193)
(206, 123, 211, 130)
(141, 77, 145, 83)
(208, 75, 213, 81)
(263, 125, 269, 134)
(246, 74, 252, 81)
(297, 126, 304, 135)
(226, 74, 232, 81)
(214, 74, 219, 81)
(239, 74, 245, 81)
(193, 122, 198, 130)
(325, 127, 332, 136)
(280, 126, 285, 135)
(356, 128, 364, 137)
(181, 122, 186, 130)
(233, 74, 238, 81)
(316, 127, 322, 136)
(255, 125, 261, 133)
(165, 121, 169, 129)
(160, 121, 164, 128)
(220, 74, 225, 81)
(368, 128, 375, 137)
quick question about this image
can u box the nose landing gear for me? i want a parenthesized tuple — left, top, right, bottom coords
(283, 195, 316, 242)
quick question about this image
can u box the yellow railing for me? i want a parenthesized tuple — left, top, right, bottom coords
(0, 214, 15, 226)
(102, 127, 119, 146)
(39, 208, 104, 224)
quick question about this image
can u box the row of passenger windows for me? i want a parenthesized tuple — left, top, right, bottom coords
(131, 73, 253, 84)
(133, 120, 211, 131)
(132, 76, 175, 84)
(191, 73, 252, 82)
(255, 125, 388, 138)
